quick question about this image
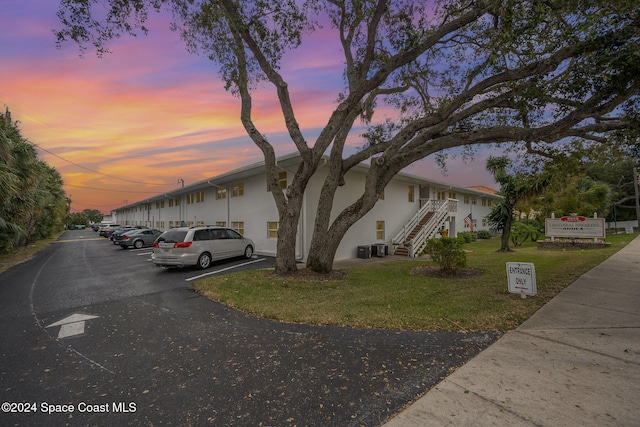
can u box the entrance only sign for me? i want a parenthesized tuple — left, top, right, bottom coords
(506, 262, 537, 297)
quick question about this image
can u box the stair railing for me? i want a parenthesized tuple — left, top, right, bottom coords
(409, 200, 452, 257)
(391, 199, 440, 250)
(393, 198, 458, 257)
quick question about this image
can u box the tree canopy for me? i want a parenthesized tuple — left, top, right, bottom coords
(1, 111, 68, 252)
(55, 0, 640, 273)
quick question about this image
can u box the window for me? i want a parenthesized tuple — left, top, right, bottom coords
(194, 229, 212, 241)
(268, 172, 288, 191)
(175, 198, 180, 206)
(482, 199, 487, 206)
(231, 221, 244, 235)
(376, 221, 385, 240)
(482, 218, 488, 227)
(464, 195, 469, 204)
(216, 187, 227, 200)
(215, 221, 226, 227)
(448, 192, 456, 199)
(488, 200, 493, 207)
(268, 221, 278, 238)
(169, 199, 174, 207)
(232, 182, 244, 197)
(437, 191, 446, 200)
(408, 185, 415, 202)
(278, 171, 287, 189)
(465, 219, 477, 230)
(196, 191, 205, 203)
(187, 193, 194, 204)
(155, 200, 164, 209)
(472, 197, 477, 205)
(197, 221, 205, 226)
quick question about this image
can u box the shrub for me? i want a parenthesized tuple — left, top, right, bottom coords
(510, 221, 543, 246)
(476, 230, 493, 239)
(424, 237, 467, 272)
(457, 231, 477, 243)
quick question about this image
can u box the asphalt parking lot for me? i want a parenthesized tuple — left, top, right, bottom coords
(0, 229, 499, 426)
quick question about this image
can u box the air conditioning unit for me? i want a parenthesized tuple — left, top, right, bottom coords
(357, 245, 371, 259)
(374, 243, 386, 257)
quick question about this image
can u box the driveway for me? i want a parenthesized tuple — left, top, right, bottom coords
(0, 230, 499, 426)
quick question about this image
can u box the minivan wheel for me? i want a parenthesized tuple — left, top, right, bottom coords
(134, 240, 144, 249)
(244, 245, 253, 259)
(197, 252, 212, 269)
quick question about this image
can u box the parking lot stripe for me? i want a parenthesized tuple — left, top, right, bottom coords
(185, 258, 266, 282)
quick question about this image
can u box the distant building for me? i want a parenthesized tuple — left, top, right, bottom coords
(112, 153, 502, 261)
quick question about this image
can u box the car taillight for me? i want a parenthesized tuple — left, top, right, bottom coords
(174, 242, 192, 248)
(123, 236, 130, 240)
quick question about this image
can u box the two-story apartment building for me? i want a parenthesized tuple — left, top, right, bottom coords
(113, 153, 501, 261)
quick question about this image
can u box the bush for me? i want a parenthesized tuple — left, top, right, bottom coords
(476, 230, 493, 239)
(510, 221, 543, 246)
(457, 231, 477, 243)
(424, 237, 467, 272)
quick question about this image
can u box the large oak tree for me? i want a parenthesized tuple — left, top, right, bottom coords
(56, 0, 640, 273)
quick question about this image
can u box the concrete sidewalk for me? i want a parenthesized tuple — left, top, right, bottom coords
(384, 235, 640, 427)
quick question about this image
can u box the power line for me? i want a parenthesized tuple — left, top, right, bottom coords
(65, 183, 166, 193)
(32, 142, 174, 186)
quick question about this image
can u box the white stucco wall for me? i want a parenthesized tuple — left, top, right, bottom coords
(113, 156, 501, 262)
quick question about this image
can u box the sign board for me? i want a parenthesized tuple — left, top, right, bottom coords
(506, 262, 537, 296)
(545, 216, 605, 238)
(625, 224, 635, 234)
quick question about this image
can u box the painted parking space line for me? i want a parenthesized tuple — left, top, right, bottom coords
(185, 258, 266, 282)
(54, 238, 105, 243)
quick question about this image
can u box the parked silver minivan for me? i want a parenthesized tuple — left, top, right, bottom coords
(152, 226, 254, 269)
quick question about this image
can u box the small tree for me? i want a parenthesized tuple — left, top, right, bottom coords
(424, 237, 466, 273)
(486, 156, 548, 252)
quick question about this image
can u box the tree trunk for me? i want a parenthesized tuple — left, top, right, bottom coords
(275, 210, 299, 274)
(273, 185, 305, 274)
(306, 230, 343, 273)
(499, 214, 513, 252)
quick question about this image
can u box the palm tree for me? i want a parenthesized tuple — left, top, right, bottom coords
(486, 156, 549, 252)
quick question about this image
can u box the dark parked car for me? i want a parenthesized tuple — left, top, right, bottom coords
(98, 224, 121, 237)
(120, 229, 164, 249)
(111, 226, 148, 244)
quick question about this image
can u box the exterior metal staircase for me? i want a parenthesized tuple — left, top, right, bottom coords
(391, 199, 457, 257)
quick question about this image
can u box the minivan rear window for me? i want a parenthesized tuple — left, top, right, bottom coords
(157, 231, 187, 243)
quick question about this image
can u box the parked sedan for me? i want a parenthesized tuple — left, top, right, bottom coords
(120, 228, 164, 249)
(111, 225, 149, 244)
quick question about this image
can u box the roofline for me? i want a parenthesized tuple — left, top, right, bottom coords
(115, 152, 500, 210)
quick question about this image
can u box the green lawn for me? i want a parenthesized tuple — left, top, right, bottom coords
(194, 234, 635, 332)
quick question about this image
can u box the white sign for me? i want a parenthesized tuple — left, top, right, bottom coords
(506, 262, 537, 296)
(545, 216, 605, 238)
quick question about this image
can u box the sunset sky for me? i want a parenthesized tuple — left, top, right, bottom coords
(1, 0, 498, 214)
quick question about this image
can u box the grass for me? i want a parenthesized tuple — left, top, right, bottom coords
(193, 233, 637, 332)
(0, 232, 64, 275)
